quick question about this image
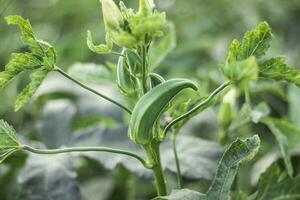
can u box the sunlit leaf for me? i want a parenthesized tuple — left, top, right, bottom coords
(259, 57, 300, 86)
(226, 22, 272, 63)
(159, 135, 260, 200)
(0, 119, 21, 164)
(149, 23, 176, 70)
(15, 68, 49, 111)
(206, 135, 260, 199)
(1, 15, 57, 110)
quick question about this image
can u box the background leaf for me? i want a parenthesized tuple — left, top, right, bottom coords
(206, 135, 260, 199)
(259, 57, 300, 86)
(260, 117, 294, 177)
(149, 23, 176, 70)
(17, 154, 81, 200)
(254, 164, 300, 200)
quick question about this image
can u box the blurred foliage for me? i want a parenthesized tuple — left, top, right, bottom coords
(1, 0, 300, 199)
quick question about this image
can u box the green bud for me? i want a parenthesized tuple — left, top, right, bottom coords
(218, 88, 237, 128)
(100, 0, 123, 31)
(110, 30, 137, 48)
(223, 56, 258, 86)
(139, 0, 155, 16)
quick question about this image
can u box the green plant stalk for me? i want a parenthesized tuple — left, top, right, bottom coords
(172, 132, 183, 189)
(141, 45, 148, 94)
(22, 145, 150, 168)
(54, 66, 132, 114)
(144, 143, 167, 196)
(162, 81, 232, 137)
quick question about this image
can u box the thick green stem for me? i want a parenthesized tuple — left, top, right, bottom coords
(141, 46, 148, 94)
(55, 66, 132, 114)
(152, 144, 167, 196)
(22, 145, 149, 168)
(144, 143, 167, 196)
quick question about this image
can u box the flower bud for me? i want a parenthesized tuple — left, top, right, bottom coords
(100, 0, 123, 31)
(139, 0, 155, 16)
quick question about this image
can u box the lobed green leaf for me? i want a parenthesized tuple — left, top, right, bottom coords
(206, 135, 260, 199)
(159, 135, 260, 200)
(1, 15, 57, 110)
(0, 119, 21, 164)
(226, 22, 272, 63)
(15, 68, 49, 111)
(259, 57, 300, 86)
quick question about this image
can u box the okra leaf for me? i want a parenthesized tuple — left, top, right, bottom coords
(226, 22, 272, 63)
(1, 15, 57, 110)
(0, 53, 41, 88)
(259, 57, 300, 86)
(156, 189, 206, 200)
(260, 117, 294, 177)
(149, 23, 176, 70)
(128, 79, 197, 144)
(160, 135, 260, 200)
(254, 164, 300, 200)
(0, 119, 20, 150)
(0, 119, 22, 164)
(15, 68, 49, 111)
(87, 31, 113, 54)
(5, 15, 57, 63)
(206, 135, 260, 199)
(18, 154, 81, 199)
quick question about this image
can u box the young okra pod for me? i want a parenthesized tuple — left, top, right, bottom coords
(128, 79, 198, 144)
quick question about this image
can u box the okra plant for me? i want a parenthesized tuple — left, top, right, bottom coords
(1, 0, 300, 199)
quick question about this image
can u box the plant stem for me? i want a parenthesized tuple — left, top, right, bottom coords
(172, 133, 183, 189)
(141, 46, 148, 94)
(151, 143, 167, 196)
(54, 66, 132, 114)
(162, 81, 231, 137)
(22, 145, 149, 168)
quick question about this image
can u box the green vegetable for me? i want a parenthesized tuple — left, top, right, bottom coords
(128, 79, 198, 144)
(149, 73, 165, 87)
(117, 49, 138, 95)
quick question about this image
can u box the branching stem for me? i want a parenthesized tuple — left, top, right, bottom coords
(22, 145, 150, 168)
(54, 66, 132, 114)
(162, 81, 231, 137)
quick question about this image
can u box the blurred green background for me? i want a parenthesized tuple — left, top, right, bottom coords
(1, 0, 300, 199)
